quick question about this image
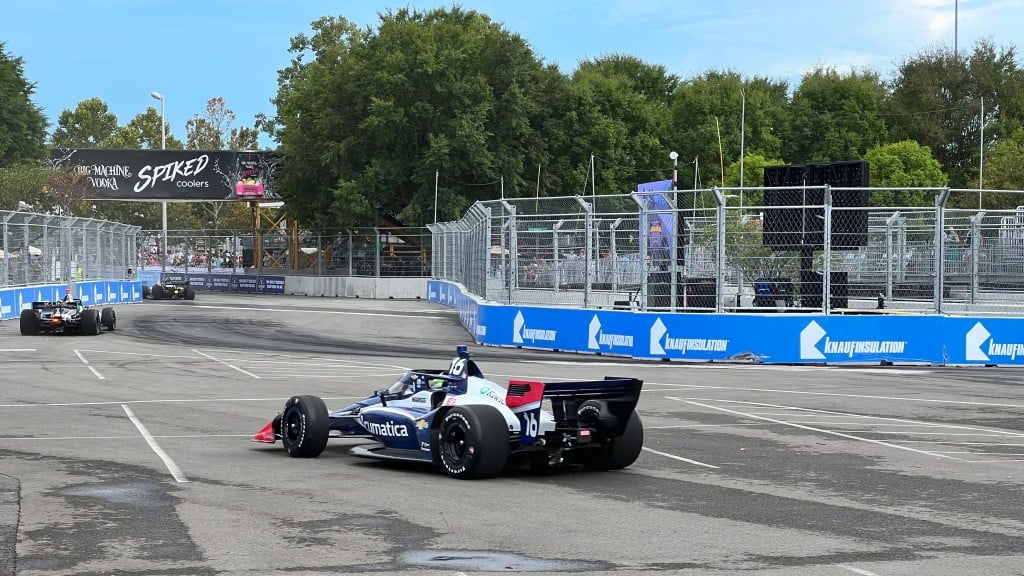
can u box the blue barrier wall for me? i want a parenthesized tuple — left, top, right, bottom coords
(427, 280, 1024, 367)
(0, 280, 143, 321)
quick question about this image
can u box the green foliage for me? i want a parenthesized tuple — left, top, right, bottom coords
(51, 97, 119, 148)
(670, 71, 788, 189)
(723, 153, 784, 207)
(0, 41, 48, 167)
(783, 66, 889, 163)
(888, 40, 1024, 189)
(268, 8, 566, 228)
(970, 129, 1024, 209)
(0, 163, 50, 210)
(863, 140, 946, 206)
(552, 55, 674, 196)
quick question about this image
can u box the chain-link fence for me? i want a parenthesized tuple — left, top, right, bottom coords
(432, 188, 1024, 316)
(1, 210, 139, 287)
(138, 227, 432, 278)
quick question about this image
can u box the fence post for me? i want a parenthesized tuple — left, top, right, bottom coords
(712, 187, 726, 313)
(934, 187, 951, 313)
(501, 200, 517, 305)
(885, 212, 900, 303)
(1, 213, 10, 285)
(574, 196, 593, 308)
(822, 185, 832, 314)
(970, 211, 985, 304)
(483, 205, 493, 300)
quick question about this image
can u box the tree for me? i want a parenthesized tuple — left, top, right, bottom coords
(184, 97, 256, 229)
(0, 41, 48, 167)
(782, 66, 889, 164)
(888, 40, 1024, 191)
(547, 55, 674, 198)
(104, 106, 183, 150)
(973, 130, 1024, 209)
(669, 71, 789, 190)
(51, 97, 119, 148)
(723, 153, 785, 207)
(863, 140, 946, 206)
(0, 163, 50, 210)
(267, 8, 558, 228)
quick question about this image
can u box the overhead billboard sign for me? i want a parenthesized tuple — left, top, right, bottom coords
(48, 148, 281, 201)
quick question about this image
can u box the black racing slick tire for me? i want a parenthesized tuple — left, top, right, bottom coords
(20, 309, 38, 336)
(142, 285, 151, 299)
(80, 308, 101, 336)
(584, 410, 643, 471)
(151, 285, 163, 300)
(185, 286, 196, 300)
(101, 307, 116, 330)
(281, 395, 329, 458)
(433, 406, 509, 479)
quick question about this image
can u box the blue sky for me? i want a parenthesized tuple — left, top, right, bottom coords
(3, 0, 1021, 148)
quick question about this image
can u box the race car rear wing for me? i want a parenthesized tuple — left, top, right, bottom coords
(32, 300, 80, 310)
(505, 377, 643, 444)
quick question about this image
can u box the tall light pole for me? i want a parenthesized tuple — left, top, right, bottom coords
(150, 91, 167, 270)
(739, 87, 746, 211)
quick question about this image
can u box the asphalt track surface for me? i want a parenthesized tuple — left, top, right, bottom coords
(1, 293, 1023, 576)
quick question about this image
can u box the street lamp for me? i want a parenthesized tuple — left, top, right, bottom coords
(150, 91, 167, 270)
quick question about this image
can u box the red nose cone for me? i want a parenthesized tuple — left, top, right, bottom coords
(252, 420, 277, 443)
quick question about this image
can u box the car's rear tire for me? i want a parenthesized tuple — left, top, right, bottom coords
(80, 309, 100, 335)
(20, 309, 38, 336)
(151, 285, 163, 300)
(185, 286, 196, 300)
(101, 307, 116, 330)
(583, 410, 643, 471)
(281, 395, 329, 458)
(433, 406, 509, 479)
(142, 285, 151, 299)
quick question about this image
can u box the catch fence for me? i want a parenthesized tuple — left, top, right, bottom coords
(430, 188, 1024, 316)
(137, 226, 432, 278)
(0, 210, 139, 287)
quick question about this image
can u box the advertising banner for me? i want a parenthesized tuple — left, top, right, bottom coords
(943, 317, 1024, 365)
(637, 179, 675, 268)
(49, 148, 281, 201)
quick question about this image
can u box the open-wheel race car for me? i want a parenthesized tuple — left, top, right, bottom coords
(253, 345, 645, 479)
(142, 279, 195, 300)
(20, 292, 116, 336)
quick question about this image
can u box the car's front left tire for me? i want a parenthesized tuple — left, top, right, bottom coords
(281, 395, 329, 458)
(80, 309, 100, 336)
(101, 307, 116, 330)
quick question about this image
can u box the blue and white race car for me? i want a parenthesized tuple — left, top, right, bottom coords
(253, 345, 644, 479)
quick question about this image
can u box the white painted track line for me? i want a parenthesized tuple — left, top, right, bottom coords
(0, 395, 362, 408)
(193, 349, 260, 378)
(642, 447, 719, 469)
(837, 564, 883, 576)
(121, 404, 189, 483)
(648, 381, 1024, 410)
(669, 397, 963, 461)
(695, 399, 1024, 438)
(73, 349, 105, 380)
